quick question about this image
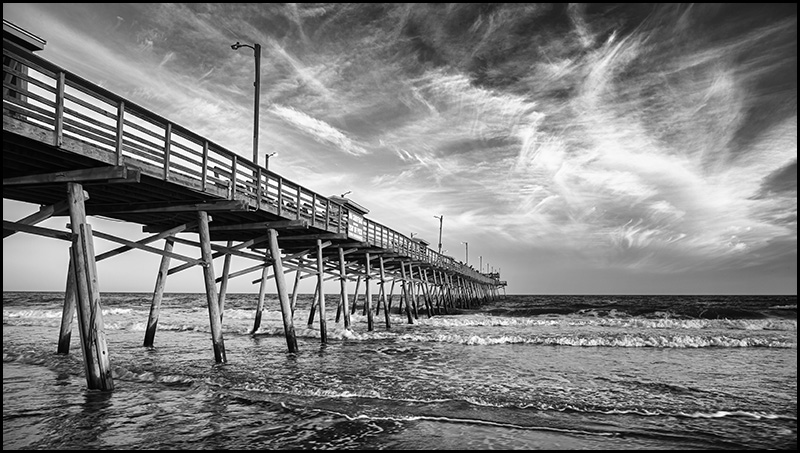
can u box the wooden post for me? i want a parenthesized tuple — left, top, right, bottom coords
(387, 278, 396, 313)
(335, 276, 344, 323)
(350, 275, 362, 315)
(316, 239, 327, 343)
(57, 255, 77, 354)
(268, 229, 298, 352)
(307, 284, 319, 326)
(399, 262, 414, 324)
(67, 183, 113, 390)
(143, 237, 174, 347)
(441, 271, 451, 310)
(455, 276, 462, 308)
(114, 99, 124, 164)
(378, 256, 390, 329)
(439, 271, 449, 314)
(252, 260, 270, 333)
(54, 72, 65, 148)
(338, 247, 351, 329)
(364, 252, 374, 331)
(421, 268, 433, 318)
(447, 274, 456, 308)
(290, 262, 303, 315)
(197, 211, 226, 363)
(217, 240, 233, 322)
(407, 263, 419, 319)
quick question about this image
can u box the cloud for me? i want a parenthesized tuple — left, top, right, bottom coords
(269, 105, 370, 156)
(4, 3, 794, 293)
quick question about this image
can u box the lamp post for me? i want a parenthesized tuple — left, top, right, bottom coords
(231, 41, 261, 166)
(265, 151, 276, 172)
(434, 215, 443, 255)
(460, 241, 468, 265)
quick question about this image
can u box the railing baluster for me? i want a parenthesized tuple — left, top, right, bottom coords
(277, 177, 283, 216)
(230, 155, 238, 200)
(325, 199, 330, 231)
(54, 71, 65, 147)
(201, 140, 208, 191)
(295, 186, 301, 220)
(337, 203, 343, 234)
(115, 100, 124, 165)
(256, 167, 262, 209)
(163, 123, 172, 180)
(311, 193, 317, 227)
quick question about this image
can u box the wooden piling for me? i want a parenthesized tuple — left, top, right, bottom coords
(197, 211, 226, 363)
(421, 267, 433, 317)
(268, 229, 298, 353)
(364, 252, 374, 331)
(57, 255, 76, 354)
(251, 260, 270, 333)
(307, 283, 319, 327)
(399, 262, 414, 324)
(316, 239, 327, 343)
(338, 247, 351, 329)
(143, 237, 174, 347)
(290, 263, 302, 316)
(217, 240, 233, 321)
(378, 256, 390, 329)
(387, 278, 396, 313)
(350, 275, 362, 315)
(406, 262, 419, 319)
(67, 182, 113, 390)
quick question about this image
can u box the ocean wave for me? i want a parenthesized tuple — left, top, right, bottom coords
(415, 315, 797, 331)
(679, 410, 795, 420)
(449, 396, 797, 422)
(112, 366, 196, 386)
(3, 309, 64, 319)
(238, 382, 386, 400)
(395, 332, 795, 348)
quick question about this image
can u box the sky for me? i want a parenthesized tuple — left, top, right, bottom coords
(3, 3, 797, 295)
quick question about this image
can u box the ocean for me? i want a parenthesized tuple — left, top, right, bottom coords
(3, 292, 796, 450)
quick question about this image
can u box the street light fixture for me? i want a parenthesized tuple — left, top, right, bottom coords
(265, 151, 276, 172)
(231, 41, 261, 166)
(460, 241, 468, 265)
(433, 215, 443, 255)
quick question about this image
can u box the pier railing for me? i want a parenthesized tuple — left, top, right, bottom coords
(3, 41, 496, 285)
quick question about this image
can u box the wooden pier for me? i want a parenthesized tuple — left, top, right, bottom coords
(3, 20, 506, 390)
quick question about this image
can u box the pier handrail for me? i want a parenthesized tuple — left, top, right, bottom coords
(3, 41, 498, 285)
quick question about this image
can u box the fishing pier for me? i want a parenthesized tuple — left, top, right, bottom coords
(3, 21, 505, 390)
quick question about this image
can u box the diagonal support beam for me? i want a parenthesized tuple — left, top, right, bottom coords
(96, 221, 197, 262)
(2, 220, 76, 241)
(88, 228, 203, 265)
(170, 236, 267, 261)
(167, 234, 270, 275)
(3, 199, 70, 239)
(216, 261, 273, 282)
